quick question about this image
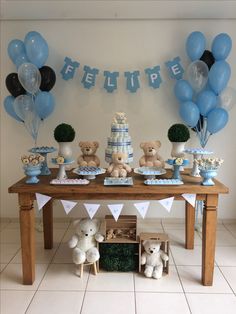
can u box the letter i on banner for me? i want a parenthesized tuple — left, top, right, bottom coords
(60, 57, 80, 80)
(61, 200, 77, 215)
(158, 197, 174, 213)
(134, 202, 150, 219)
(124, 71, 140, 93)
(35, 193, 52, 210)
(182, 194, 196, 207)
(108, 204, 123, 221)
(84, 203, 101, 219)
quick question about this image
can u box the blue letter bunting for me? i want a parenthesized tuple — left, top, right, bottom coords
(145, 66, 162, 89)
(124, 71, 140, 93)
(81, 66, 99, 89)
(60, 57, 80, 80)
(165, 57, 184, 80)
(60, 55, 184, 92)
(104, 71, 119, 93)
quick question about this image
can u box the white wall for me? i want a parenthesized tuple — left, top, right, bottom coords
(1, 1, 236, 219)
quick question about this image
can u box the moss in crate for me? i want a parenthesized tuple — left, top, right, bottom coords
(99, 243, 139, 271)
(99, 243, 137, 256)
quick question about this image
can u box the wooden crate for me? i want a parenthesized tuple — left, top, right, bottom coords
(139, 232, 169, 274)
(104, 215, 137, 242)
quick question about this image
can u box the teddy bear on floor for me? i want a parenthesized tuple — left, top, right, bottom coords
(107, 152, 132, 178)
(141, 240, 169, 279)
(68, 218, 104, 275)
(139, 141, 165, 168)
(77, 141, 100, 167)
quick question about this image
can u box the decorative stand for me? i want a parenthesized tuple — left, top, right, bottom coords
(184, 148, 213, 177)
(24, 165, 42, 184)
(29, 146, 57, 175)
(73, 167, 106, 180)
(134, 167, 166, 180)
(166, 159, 189, 181)
(51, 159, 74, 180)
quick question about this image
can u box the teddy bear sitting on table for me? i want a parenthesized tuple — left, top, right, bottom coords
(107, 152, 132, 178)
(77, 141, 100, 167)
(139, 140, 165, 168)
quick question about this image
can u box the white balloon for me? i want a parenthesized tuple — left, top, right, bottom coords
(219, 87, 236, 111)
(18, 63, 41, 94)
(186, 60, 209, 93)
(13, 94, 34, 121)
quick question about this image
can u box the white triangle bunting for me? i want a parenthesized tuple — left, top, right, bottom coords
(61, 200, 77, 215)
(107, 204, 123, 221)
(182, 193, 196, 208)
(35, 193, 52, 211)
(158, 197, 174, 213)
(84, 203, 101, 219)
(134, 202, 150, 219)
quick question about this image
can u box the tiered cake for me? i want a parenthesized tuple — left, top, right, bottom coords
(105, 112, 133, 163)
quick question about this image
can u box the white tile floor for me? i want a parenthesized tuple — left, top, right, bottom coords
(0, 220, 236, 314)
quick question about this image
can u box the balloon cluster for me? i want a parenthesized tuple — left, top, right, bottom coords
(174, 31, 235, 148)
(4, 31, 56, 143)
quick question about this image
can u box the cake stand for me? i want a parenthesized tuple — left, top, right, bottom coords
(51, 158, 74, 180)
(134, 167, 166, 179)
(73, 167, 106, 180)
(184, 148, 213, 177)
(29, 146, 57, 175)
(166, 159, 189, 181)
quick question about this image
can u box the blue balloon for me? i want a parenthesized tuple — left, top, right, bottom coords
(174, 80, 193, 102)
(14, 53, 29, 69)
(212, 33, 232, 61)
(24, 31, 49, 68)
(7, 39, 26, 63)
(196, 90, 217, 116)
(4, 95, 23, 122)
(186, 31, 206, 61)
(179, 101, 200, 127)
(209, 61, 231, 94)
(207, 107, 229, 134)
(35, 91, 55, 120)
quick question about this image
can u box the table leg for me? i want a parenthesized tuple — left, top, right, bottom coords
(19, 194, 35, 285)
(185, 201, 195, 249)
(202, 194, 218, 286)
(43, 199, 53, 249)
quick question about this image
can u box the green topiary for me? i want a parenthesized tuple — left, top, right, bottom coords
(167, 123, 190, 142)
(54, 123, 75, 142)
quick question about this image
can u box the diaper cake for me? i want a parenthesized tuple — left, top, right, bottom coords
(105, 112, 133, 163)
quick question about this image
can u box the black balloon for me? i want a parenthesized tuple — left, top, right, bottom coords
(39, 66, 56, 91)
(200, 50, 215, 70)
(192, 115, 204, 133)
(5, 73, 26, 97)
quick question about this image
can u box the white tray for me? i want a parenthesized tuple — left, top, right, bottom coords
(144, 179, 183, 185)
(104, 177, 133, 186)
(50, 178, 89, 185)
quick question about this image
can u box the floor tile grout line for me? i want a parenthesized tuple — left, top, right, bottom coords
(216, 263, 236, 295)
(133, 272, 137, 314)
(222, 223, 236, 240)
(24, 222, 73, 313)
(80, 266, 94, 314)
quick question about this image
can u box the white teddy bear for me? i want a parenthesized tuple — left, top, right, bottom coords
(141, 240, 169, 279)
(68, 219, 104, 274)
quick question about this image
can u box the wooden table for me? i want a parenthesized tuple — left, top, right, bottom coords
(8, 169, 228, 286)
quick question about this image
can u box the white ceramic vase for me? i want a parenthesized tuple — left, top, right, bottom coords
(171, 142, 186, 158)
(58, 142, 73, 160)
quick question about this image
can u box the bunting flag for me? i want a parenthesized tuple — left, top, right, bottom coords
(182, 193, 196, 207)
(61, 200, 77, 215)
(134, 202, 150, 219)
(84, 203, 101, 219)
(158, 197, 174, 213)
(107, 204, 123, 221)
(35, 193, 52, 210)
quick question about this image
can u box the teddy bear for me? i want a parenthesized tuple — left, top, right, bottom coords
(77, 141, 100, 167)
(141, 240, 169, 279)
(139, 141, 165, 168)
(68, 218, 104, 275)
(112, 112, 127, 124)
(107, 152, 132, 178)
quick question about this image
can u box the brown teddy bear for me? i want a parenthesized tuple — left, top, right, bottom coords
(77, 141, 100, 167)
(107, 152, 132, 178)
(139, 141, 165, 168)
